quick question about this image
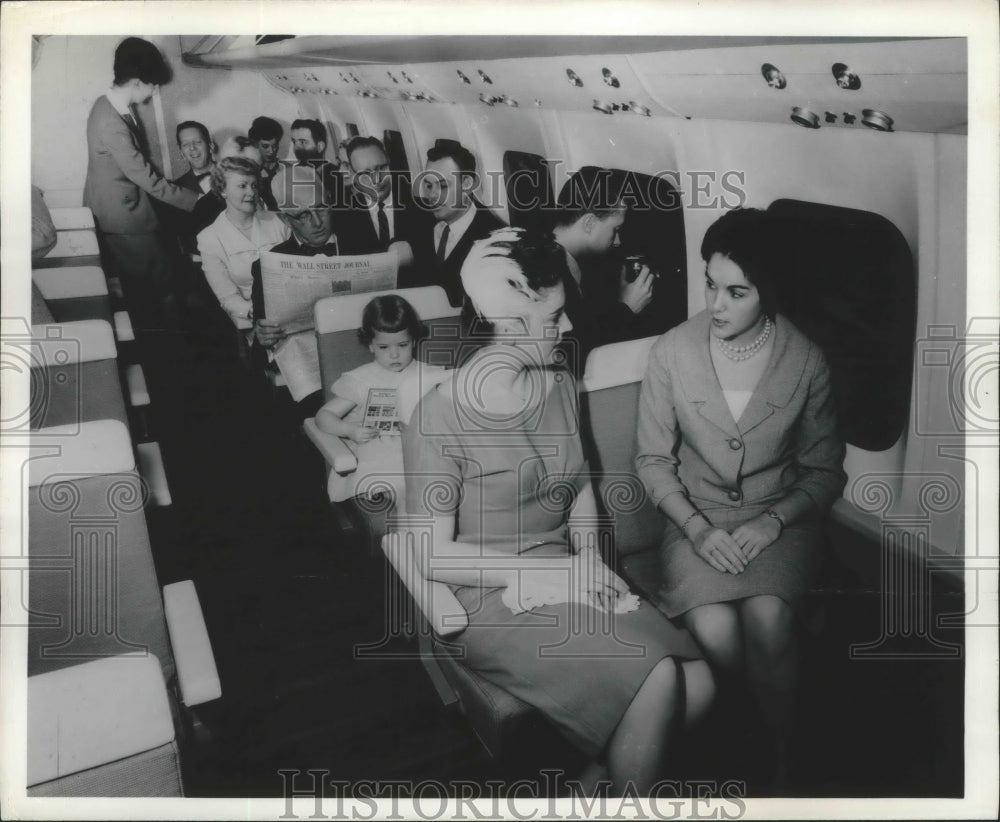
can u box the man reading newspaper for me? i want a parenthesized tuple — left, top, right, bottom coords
(251, 164, 399, 416)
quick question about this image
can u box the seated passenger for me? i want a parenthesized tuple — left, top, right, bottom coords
(635, 207, 847, 786)
(189, 136, 260, 239)
(31, 184, 57, 323)
(196, 152, 289, 331)
(290, 118, 342, 207)
(173, 120, 214, 195)
(405, 141, 506, 307)
(550, 168, 657, 370)
(315, 295, 445, 511)
(400, 228, 713, 795)
(248, 115, 284, 184)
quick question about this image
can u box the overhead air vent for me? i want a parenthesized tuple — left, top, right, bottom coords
(832, 62, 861, 90)
(761, 63, 786, 90)
(566, 68, 583, 87)
(602, 68, 620, 88)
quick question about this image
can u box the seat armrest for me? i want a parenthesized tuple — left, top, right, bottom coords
(382, 532, 469, 638)
(162, 580, 222, 706)
(303, 417, 359, 475)
(28, 654, 174, 787)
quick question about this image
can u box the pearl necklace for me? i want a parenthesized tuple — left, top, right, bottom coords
(716, 317, 772, 361)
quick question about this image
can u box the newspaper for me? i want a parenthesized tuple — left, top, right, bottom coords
(272, 331, 322, 403)
(361, 387, 400, 436)
(260, 249, 398, 335)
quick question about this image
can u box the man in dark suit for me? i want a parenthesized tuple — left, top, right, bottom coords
(336, 136, 429, 264)
(83, 37, 199, 334)
(408, 142, 506, 306)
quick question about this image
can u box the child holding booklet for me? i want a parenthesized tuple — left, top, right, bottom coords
(316, 295, 445, 511)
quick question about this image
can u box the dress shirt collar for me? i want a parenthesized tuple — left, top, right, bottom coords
(434, 203, 477, 260)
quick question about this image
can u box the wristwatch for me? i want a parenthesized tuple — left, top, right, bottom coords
(764, 508, 786, 534)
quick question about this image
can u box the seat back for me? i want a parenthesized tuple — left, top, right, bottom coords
(32, 266, 113, 324)
(32, 229, 102, 269)
(27, 419, 175, 681)
(29, 321, 127, 429)
(579, 336, 667, 559)
(314, 286, 461, 400)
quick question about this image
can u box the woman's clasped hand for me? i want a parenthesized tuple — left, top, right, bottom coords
(689, 514, 782, 574)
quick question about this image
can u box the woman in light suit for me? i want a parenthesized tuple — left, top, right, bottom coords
(197, 147, 288, 331)
(636, 207, 846, 784)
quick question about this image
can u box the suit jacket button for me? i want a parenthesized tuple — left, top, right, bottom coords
(728, 489, 741, 501)
(729, 438, 742, 450)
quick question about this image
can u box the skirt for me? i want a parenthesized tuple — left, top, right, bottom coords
(450, 583, 704, 757)
(654, 503, 826, 620)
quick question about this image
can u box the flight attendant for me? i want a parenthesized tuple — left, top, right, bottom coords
(83, 37, 199, 336)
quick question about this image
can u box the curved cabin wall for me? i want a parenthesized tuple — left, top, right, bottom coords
(30, 36, 967, 556)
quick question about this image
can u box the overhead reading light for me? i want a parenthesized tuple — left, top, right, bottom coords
(387, 71, 399, 84)
(861, 109, 894, 132)
(500, 95, 518, 107)
(790, 106, 820, 128)
(479, 92, 497, 106)
(533, 99, 542, 107)
(566, 69, 583, 87)
(843, 112, 857, 125)
(478, 69, 493, 84)
(832, 63, 861, 90)
(593, 99, 614, 115)
(628, 102, 651, 117)
(824, 111, 838, 123)
(457, 69, 471, 84)
(358, 90, 379, 99)
(602, 68, 620, 88)
(401, 71, 414, 84)
(761, 63, 786, 90)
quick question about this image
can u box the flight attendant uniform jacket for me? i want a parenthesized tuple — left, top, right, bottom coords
(635, 310, 846, 515)
(83, 95, 198, 233)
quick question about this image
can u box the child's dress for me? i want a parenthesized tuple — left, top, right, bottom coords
(326, 359, 446, 509)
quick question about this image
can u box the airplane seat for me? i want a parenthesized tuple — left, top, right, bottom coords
(29, 320, 129, 430)
(27, 419, 221, 796)
(307, 286, 462, 548)
(381, 530, 536, 759)
(578, 336, 667, 596)
(31, 228, 103, 269)
(32, 265, 114, 325)
(580, 336, 845, 636)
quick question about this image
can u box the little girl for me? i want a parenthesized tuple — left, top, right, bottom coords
(316, 295, 445, 511)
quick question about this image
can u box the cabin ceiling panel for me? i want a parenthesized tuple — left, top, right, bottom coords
(251, 37, 965, 135)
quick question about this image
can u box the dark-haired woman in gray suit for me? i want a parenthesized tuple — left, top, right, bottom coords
(636, 207, 847, 785)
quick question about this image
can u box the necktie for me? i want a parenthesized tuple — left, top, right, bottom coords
(302, 243, 339, 257)
(376, 201, 390, 248)
(436, 223, 451, 265)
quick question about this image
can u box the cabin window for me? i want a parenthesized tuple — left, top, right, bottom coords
(503, 150, 554, 235)
(345, 123, 359, 138)
(382, 129, 410, 177)
(562, 166, 688, 339)
(766, 199, 915, 451)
